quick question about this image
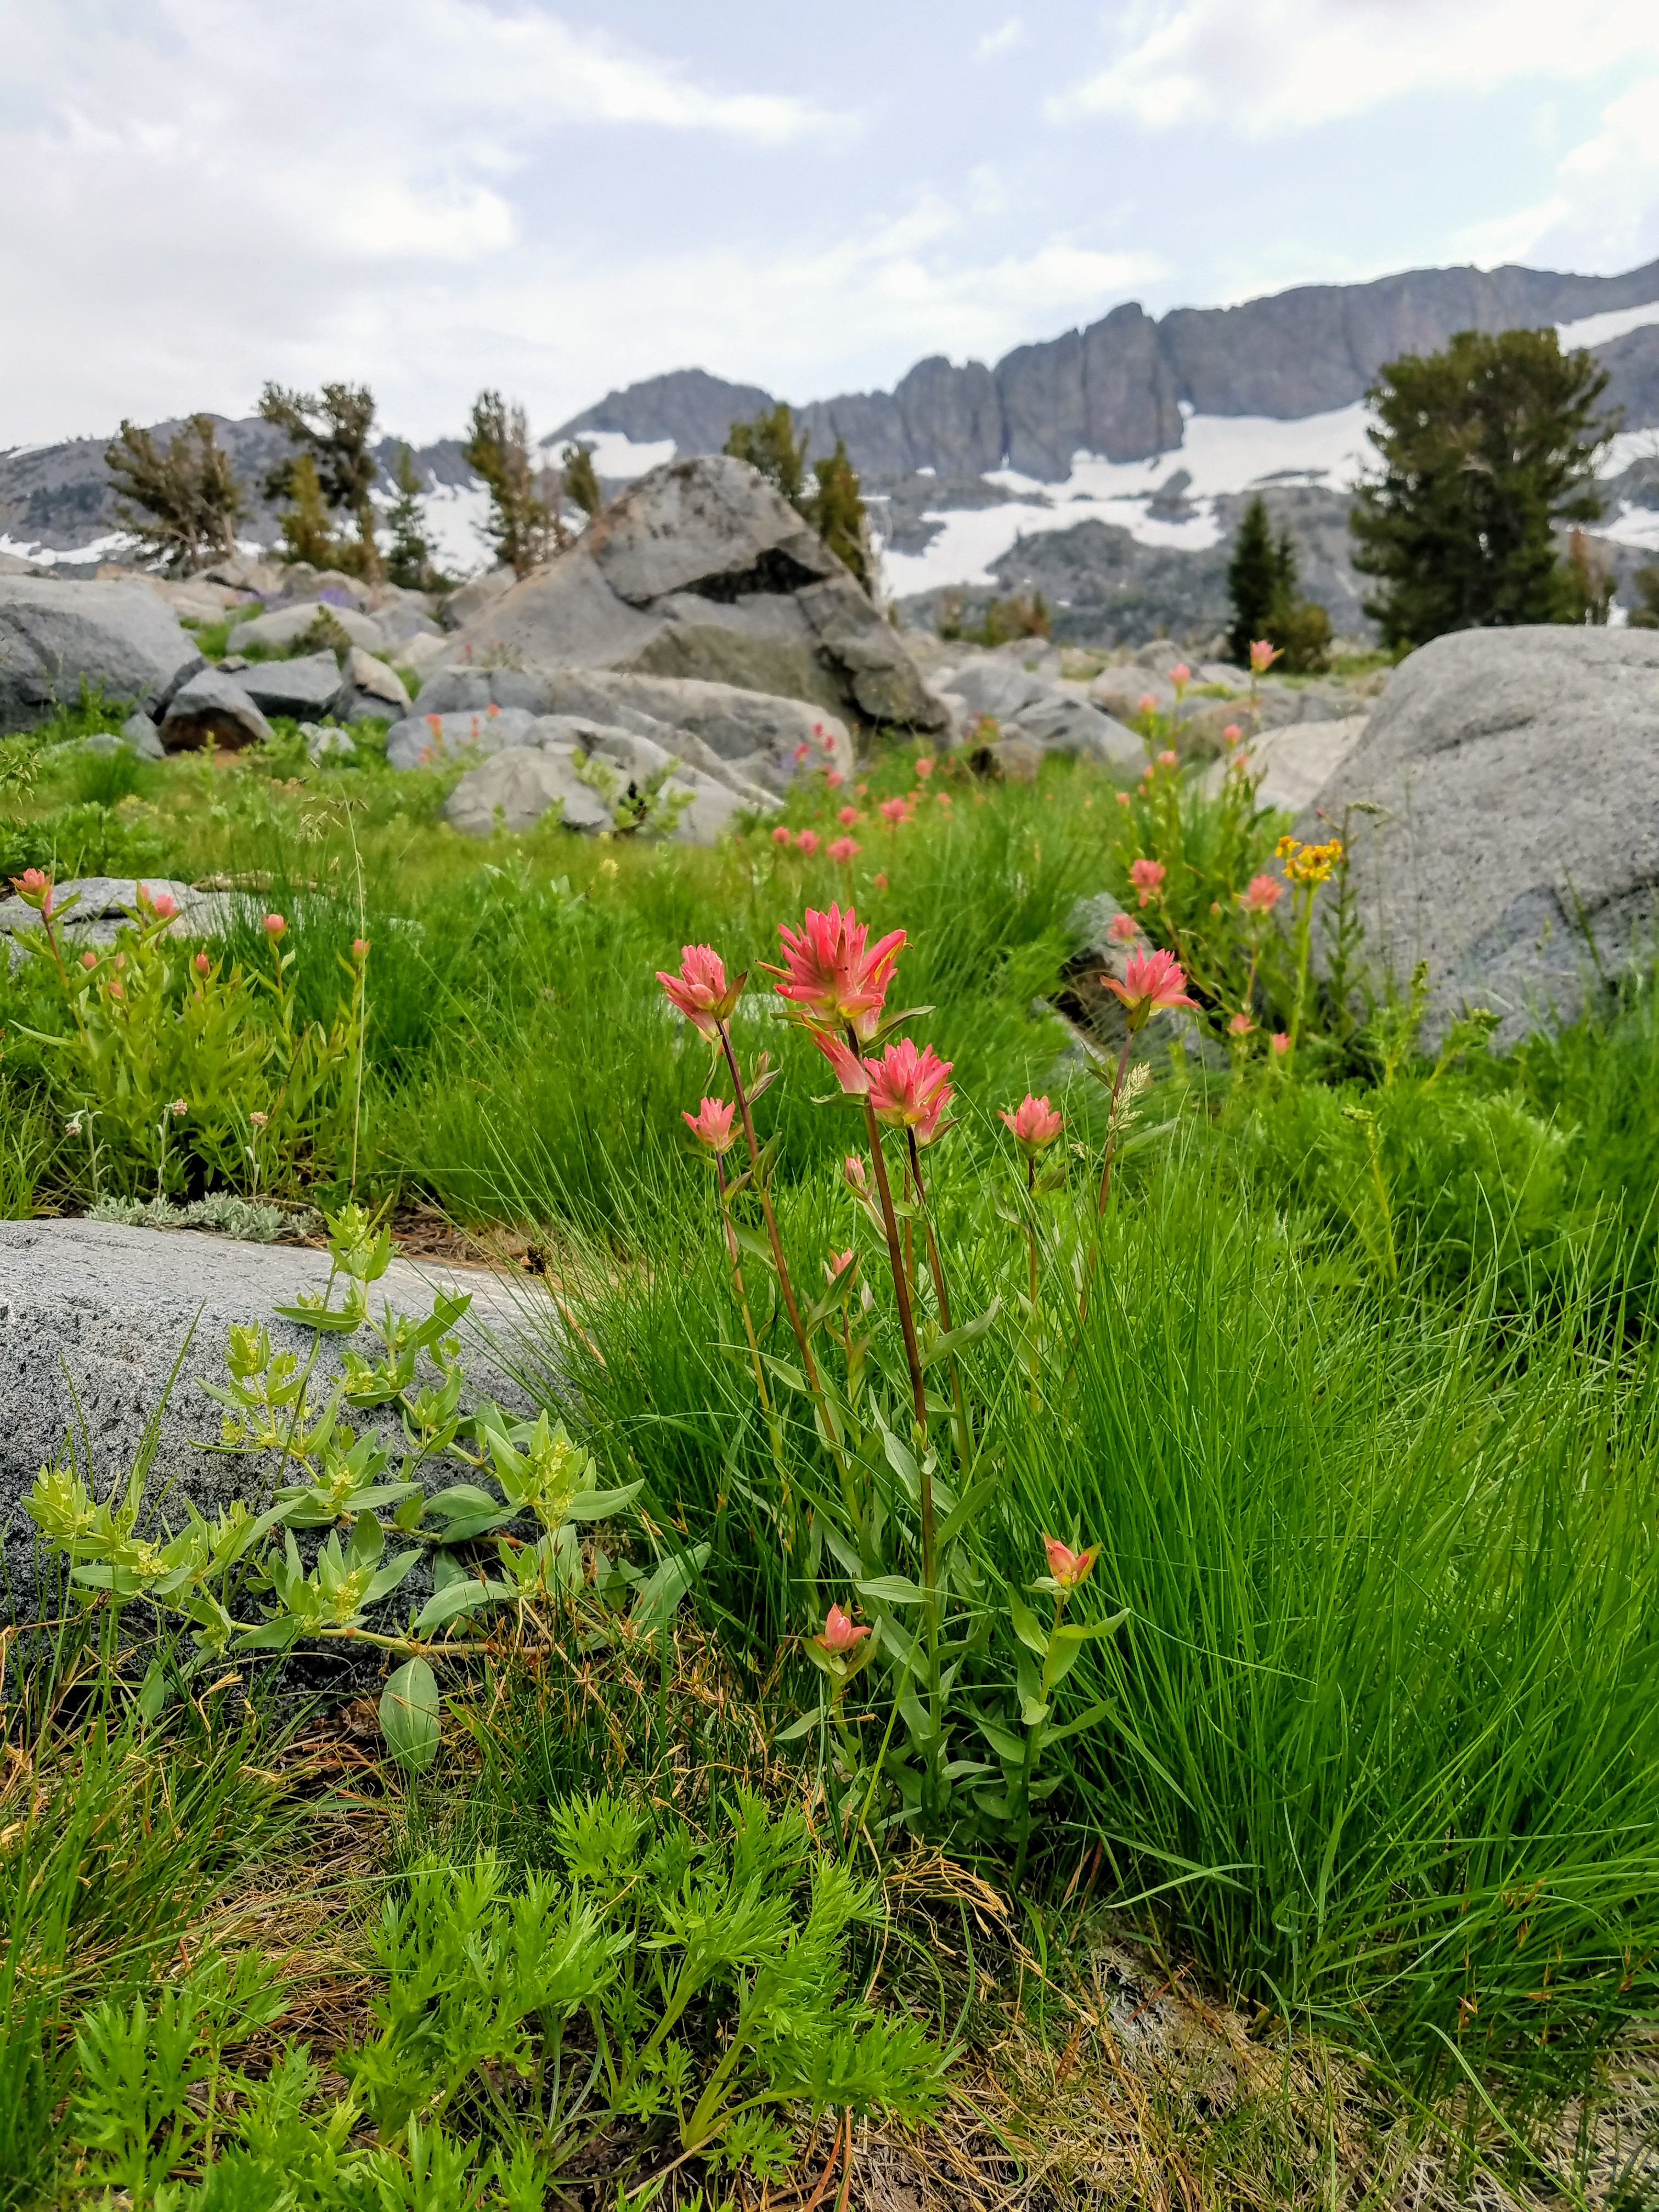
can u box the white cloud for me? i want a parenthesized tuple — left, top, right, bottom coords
(976, 15, 1026, 60)
(1054, 0, 1659, 136)
(1451, 77, 1659, 272)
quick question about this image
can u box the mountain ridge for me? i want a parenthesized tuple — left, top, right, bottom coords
(555, 255, 1659, 483)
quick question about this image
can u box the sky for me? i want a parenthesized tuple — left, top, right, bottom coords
(4, 0, 1659, 450)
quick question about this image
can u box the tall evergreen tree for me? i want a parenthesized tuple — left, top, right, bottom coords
(105, 415, 244, 574)
(1350, 328, 1613, 648)
(560, 442, 603, 522)
(805, 440, 872, 592)
(258, 381, 383, 577)
(724, 404, 809, 503)
(383, 444, 444, 591)
(463, 392, 558, 575)
(1225, 495, 1279, 663)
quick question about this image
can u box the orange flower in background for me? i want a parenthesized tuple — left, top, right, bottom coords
(1250, 639, 1281, 673)
(999, 1093, 1063, 1153)
(1129, 857, 1165, 907)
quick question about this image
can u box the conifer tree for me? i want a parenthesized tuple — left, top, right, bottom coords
(463, 392, 558, 575)
(560, 442, 603, 522)
(1225, 495, 1280, 664)
(105, 415, 244, 574)
(724, 404, 809, 503)
(384, 444, 444, 591)
(259, 381, 383, 578)
(805, 440, 872, 591)
(1351, 328, 1612, 648)
(277, 455, 336, 568)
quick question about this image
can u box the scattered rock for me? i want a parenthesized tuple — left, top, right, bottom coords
(444, 745, 614, 837)
(121, 710, 166, 760)
(204, 553, 287, 596)
(453, 456, 946, 732)
(346, 646, 410, 712)
(439, 565, 515, 633)
(385, 705, 538, 770)
(0, 877, 241, 972)
(0, 577, 202, 732)
(933, 657, 1141, 769)
(160, 667, 275, 752)
(397, 631, 454, 680)
(226, 600, 386, 656)
(0, 1217, 539, 1616)
(235, 652, 348, 720)
(1300, 627, 1659, 1046)
(1210, 715, 1368, 812)
(304, 725, 358, 764)
(410, 667, 833, 798)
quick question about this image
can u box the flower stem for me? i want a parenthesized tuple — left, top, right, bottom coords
(716, 1021, 820, 1395)
(1079, 1031, 1135, 1324)
(1026, 1156, 1040, 1414)
(906, 1129, 970, 1472)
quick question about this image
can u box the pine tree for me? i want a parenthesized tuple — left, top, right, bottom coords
(724, 404, 809, 503)
(384, 444, 443, 591)
(105, 415, 244, 574)
(805, 440, 872, 591)
(1226, 495, 1279, 664)
(463, 392, 557, 576)
(276, 454, 337, 568)
(560, 442, 603, 522)
(258, 381, 383, 578)
(1350, 328, 1613, 648)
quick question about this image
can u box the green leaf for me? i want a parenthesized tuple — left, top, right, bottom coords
(412, 1578, 506, 1634)
(631, 1541, 712, 1633)
(562, 1480, 644, 1522)
(936, 1474, 999, 1551)
(776, 1712, 820, 1743)
(1045, 1696, 1116, 1746)
(921, 1296, 1002, 1369)
(381, 1658, 441, 1773)
(1007, 1590, 1049, 1658)
(974, 1713, 1026, 1764)
(856, 1574, 926, 1606)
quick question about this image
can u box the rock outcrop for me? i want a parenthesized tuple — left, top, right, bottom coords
(931, 657, 1141, 772)
(0, 577, 201, 731)
(450, 456, 946, 733)
(1300, 627, 1659, 1045)
(0, 1217, 536, 1616)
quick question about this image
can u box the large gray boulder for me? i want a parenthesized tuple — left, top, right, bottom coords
(0, 578, 201, 732)
(1, 878, 241, 972)
(442, 714, 771, 844)
(452, 455, 946, 733)
(445, 745, 614, 837)
(236, 652, 348, 720)
(1300, 627, 1659, 1045)
(385, 704, 538, 769)
(0, 1218, 543, 1618)
(413, 664, 851, 794)
(226, 600, 387, 655)
(933, 657, 1141, 771)
(161, 667, 275, 752)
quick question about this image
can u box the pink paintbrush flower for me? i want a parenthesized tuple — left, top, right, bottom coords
(772, 823, 793, 845)
(828, 836, 859, 863)
(263, 912, 286, 939)
(826, 768, 845, 789)
(1239, 873, 1283, 916)
(914, 756, 934, 780)
(11, 867, 53, 915)
(812, 1028, 872, 1094)
(796, 829, 820, 857)
(815, 1602, 871, 1654)
(837, 805, 859, 827)
(682, 1096, 737, 1152)
(999, 1093, 1063, 1153)
(1043, 1535, 1098, 1590)
(865, 1038, 952, 1145)
(1137, 692, 1157, 714)
(1107, 910, 1138, 945)
(1250, 638, 1280, 673)
(1223, 723, 1243, 745)
(766, 904, 905, 1040)
(824, 1248, 856, 1283)
(844, 1153, 870, 1195)
(1128, 857, 1165, 908)
(1156, 748, 1178, 768)
(878, 796, 911, 826)
(1103, 947, 1196, 1032)
(1228, 1011, 1255, 1037)
(657, 943, 741, 1038)
(1271, 1031, 1291, 1056)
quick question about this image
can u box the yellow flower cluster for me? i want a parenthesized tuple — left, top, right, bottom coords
(1275, 834, 1344, 886)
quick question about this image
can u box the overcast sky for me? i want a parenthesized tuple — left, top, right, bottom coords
(5, 0, 1659, 449)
